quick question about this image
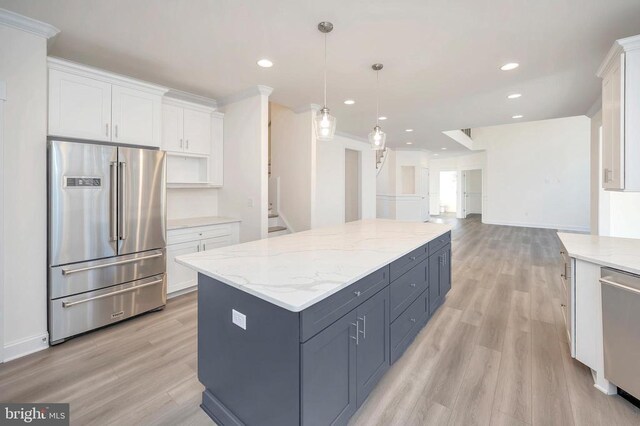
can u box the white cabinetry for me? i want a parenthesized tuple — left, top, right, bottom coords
(166, 221, 239, 295)
(597, 34, 640, 191)
(48, 57, 167, 147)
(162, 98, 224, 187)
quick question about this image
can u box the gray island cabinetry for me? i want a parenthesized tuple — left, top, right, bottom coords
(177, 219, 452, 426)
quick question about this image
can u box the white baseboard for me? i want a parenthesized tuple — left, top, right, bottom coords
(3, 332, 49, 362)
(482, 219, 590, 233)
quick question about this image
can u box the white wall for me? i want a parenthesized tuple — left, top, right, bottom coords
(439, 171, 458, 213)
(472, 116, 591, 232)
(166, 188, 218, 220)
(345, 149, 360, 222)
(270, 103, 314, 232)
(0, 24, 50, 359)
(313, 133, 376, 228)
(218, 88, 271, 242)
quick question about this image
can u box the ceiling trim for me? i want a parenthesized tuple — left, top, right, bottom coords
(585, 95, 602, 118)
(165, 89, 217, 109)
(0, 8, 60, 39)
(218, 85, 273, 106)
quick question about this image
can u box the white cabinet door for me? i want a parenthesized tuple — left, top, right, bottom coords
(112, 85, 161, 147)
(166, 240, 200, 294)
(48, 69, 112, 141)
(183, 108, 211, 155)
(602, 54, 624, 190)
(210, 113, 224, 186)
(201, 235, 232, 252)
(162, 103, 184, 152)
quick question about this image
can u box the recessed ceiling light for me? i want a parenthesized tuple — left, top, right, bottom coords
(405, 129, 414, 132)
(343, 99, 355, 105)
(257, 59, 273, 68)
(378, 116, 387, 120)
(500, 62, 519, 71)
(507, 93, 522, 99)
(406, 142, 413, 145)
(441, 147, 447, 150)
(512, 114, 523, 119)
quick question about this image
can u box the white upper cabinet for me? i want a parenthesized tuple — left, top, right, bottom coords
(183, 108, 212, 155)
(111, 85, 161, 147)
(48, 69, 112, 141)
(598, 35, 640, 191)
(162, 103, 183, 152)
(47, 57, 167, 147)
(210, 112, 224, 186)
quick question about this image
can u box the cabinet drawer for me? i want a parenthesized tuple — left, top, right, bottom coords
(428, 231, 451, 256)
(390, 258, 428, 321)
(390, 244, 428, 282)
(300, 267, 390, 342)
(390, 289, 428, 364)
(167, 224, 232, 245)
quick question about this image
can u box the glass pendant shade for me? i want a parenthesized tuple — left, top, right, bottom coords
(369, 125, 386, 151)
(315, 107, 337, 141)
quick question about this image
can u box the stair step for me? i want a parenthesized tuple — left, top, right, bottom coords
(268, 226, 287, 233)
(268, 213, 279, 218)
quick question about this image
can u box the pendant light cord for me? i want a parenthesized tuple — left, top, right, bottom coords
(376, 70, 379, 127)
(323, 33, 327, 108)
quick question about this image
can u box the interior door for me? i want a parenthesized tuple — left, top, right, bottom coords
(419, 168, 430, 222)
(356, 288, 390, 406)
(49, 141, 118, 266)
(462, 172, 468, 219)
(117, 147, 166, 256)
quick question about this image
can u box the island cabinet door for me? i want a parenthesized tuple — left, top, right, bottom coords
(301, 310, 358, 426)
(356, 288, 390, 407)
(440, 244, 452, 296)
(428, 251, 442, 314)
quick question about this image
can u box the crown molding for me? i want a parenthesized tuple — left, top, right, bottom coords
(585, 95, 602, 118)
(48, 57, 168, 95)
(0, 81, 6, 101)
(595, 34, 640, 78)
(0, 8, 59, 39)
(165, 89, 217, 109)
(218, 85, 274, 107)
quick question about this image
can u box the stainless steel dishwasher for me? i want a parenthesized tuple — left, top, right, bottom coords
(601, 267, 640, 400)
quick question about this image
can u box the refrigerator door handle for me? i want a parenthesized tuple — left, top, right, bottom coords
(119, 161, 127, 240)
(110, 161, 118, 241)
(62, 277, 164, 308)
(61, 251, 164, 275)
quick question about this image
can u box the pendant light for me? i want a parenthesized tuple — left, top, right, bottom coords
(368, 63, 386, 151)
(315, 21, 337, 141)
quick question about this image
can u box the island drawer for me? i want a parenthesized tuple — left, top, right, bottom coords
(428, 231, 451, 256)
(390, 289, 428, 363)
(390, 258, 428, 321)
(390, 244, 428, 282)
(300, 266, 390, 342)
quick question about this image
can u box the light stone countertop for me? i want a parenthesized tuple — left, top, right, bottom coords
(167, 216, 241, 231)
(557, 232, 640, 275)
(176, 219, 452, 312)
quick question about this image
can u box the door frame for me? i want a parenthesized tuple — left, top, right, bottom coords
(0, 80, 6, 362)
(458, 168, 483, 220)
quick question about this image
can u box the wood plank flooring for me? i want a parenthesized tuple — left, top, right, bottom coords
(2, 215, 640, 425)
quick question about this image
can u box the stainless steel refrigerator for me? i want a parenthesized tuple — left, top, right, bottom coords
(48, 139, 167, 344)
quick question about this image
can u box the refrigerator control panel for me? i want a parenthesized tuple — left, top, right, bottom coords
(65, 177, 102, 188)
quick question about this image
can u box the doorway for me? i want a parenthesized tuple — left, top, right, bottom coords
(345, 149, 361, 222)
(462, 169, 482, 219)
(439, 171, 457, 215)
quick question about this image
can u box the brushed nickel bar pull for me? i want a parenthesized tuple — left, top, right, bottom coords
(110, 161, 118, 241)
(62, 278, 164, 308)
(106, 123, 109, 137)
(600, 278, 640, 296)
(119, 161, 127, 240)
(61, 252, 163, 275)
(358, 316, 366, 339)
(351, 322, 359, 345)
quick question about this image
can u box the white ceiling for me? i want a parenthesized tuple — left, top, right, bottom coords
(2, 0, 640, 151)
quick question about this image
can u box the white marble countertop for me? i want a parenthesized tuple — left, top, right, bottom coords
(557, 232, 640, 275)
(176, 219, 452, 312)
(167, 216, 241, 231)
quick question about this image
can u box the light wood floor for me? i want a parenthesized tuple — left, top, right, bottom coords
(2, 215, 640, 425)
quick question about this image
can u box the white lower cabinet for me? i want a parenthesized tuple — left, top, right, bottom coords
(166, 222, 239, 295)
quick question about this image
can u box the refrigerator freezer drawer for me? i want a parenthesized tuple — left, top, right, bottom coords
(49, 274, 167, 344)
(49, 249, 166, 299)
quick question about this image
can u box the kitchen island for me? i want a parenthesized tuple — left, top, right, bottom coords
(177, 219, 452, 426)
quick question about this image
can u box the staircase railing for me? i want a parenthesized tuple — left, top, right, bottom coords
(376, 148, 388, 176)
